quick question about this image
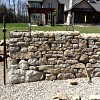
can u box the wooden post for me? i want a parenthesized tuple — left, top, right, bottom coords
(45, 14, 48, 25)
(51, 12, 52, 26)
(52, 15, 54, 26)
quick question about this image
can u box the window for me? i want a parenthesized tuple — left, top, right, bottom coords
(33, 4, 35, 8)
(48, 2, 53, 21)
(33, 14, 41, 19)
(33, 3, 41, 8)
(33, 14, 35, 18)
(48, 14, 51, 20)
(48, 2, 53, 8)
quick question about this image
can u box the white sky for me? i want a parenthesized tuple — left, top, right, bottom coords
(0, 0, 28, 6)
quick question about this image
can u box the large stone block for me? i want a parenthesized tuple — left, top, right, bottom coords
(11, 59, 18, 65)
(76, 72, 87, 78)
(71, 63, 85, 68)
(61, 67, 77, 73)
(17, 42, 28, 46)
(89, 59, 97, 64)
(64, 49, 75, 57)
(89, 45, 98, 48)
(86, 63, 92, 68)
(10, 31, 23, 38)
(10, 69, 25, 84)
(15, 52, 30, 59)
(19, 60, 29, 70)
(46, 74, 56, 81)
(46, 68, 61, 74)
(28, 46, 37, 52)
(25, 70, 45, 82)
(73, 44, 79, 49)
(79, 39, 87, 48)
(95, 72, 100, 77)
(10, 65, 19, 69)
(35, 51, 42, 58)
(24, 37, 32, 42)
(79, 54, 89, 64)
(39, 57, 48, 65)
(10, 47, 19, 52)
(28, 58, 39, 66)
(20, 47, 28, 53)
(57, 60, 64, 65)
(48, 58, 57, 65)
(71, 39, 79, 44)
(93, 63, 100, 68)
(57, 73, 75, 79)
(37, 65, 54, 70)
(38, 44, 50, 51)
(65, 60, 78, 64)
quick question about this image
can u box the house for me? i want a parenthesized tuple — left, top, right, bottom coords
(28, 0, 100, 25)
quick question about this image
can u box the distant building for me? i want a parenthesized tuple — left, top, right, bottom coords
(28, 0, 100, 25)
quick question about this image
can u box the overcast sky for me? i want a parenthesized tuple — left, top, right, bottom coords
(0, 0, 28, 6)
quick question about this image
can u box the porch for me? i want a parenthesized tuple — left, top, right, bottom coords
(28, 7, 56, 26)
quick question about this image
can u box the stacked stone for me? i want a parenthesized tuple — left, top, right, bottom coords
(9, 31, 100, 84)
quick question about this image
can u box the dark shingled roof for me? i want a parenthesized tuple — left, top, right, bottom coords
(90, 3, 100, 12)
(69, 0, 100, 12)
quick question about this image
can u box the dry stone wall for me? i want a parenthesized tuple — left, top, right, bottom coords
(9, 31, 100, 84)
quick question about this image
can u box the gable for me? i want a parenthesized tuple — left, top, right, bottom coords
(42, 0, 59, 9)
(74, 0, 94, 9)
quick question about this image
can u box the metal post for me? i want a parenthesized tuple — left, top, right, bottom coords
(3, 15, 6, 85)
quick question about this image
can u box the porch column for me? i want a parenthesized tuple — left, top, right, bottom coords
(67, 11, 72, 25)
(67, 0, 72, 25)
(42, 14, 45, 24)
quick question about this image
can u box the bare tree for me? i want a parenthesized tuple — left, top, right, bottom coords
(21, 1, 28, 22)
(0, 0, 28, 23)
(17, 0, 22, 22)
(9, 0, 10, 8)
(12, 0, 16, 22)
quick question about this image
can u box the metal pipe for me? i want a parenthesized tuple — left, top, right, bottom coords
(3, 15, 6, 85)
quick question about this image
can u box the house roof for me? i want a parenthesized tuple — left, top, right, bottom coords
(71, 0, 100, 12)
(28, 0, 100, 12)
(90, 3, 100, 12)
(58, 0, 68, 4)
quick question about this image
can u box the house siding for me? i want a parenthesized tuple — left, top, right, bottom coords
(42, 0, 59, 23)
(58, 4, 64, 23)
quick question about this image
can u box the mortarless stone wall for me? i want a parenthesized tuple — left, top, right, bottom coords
(9, 31, 100, 84)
